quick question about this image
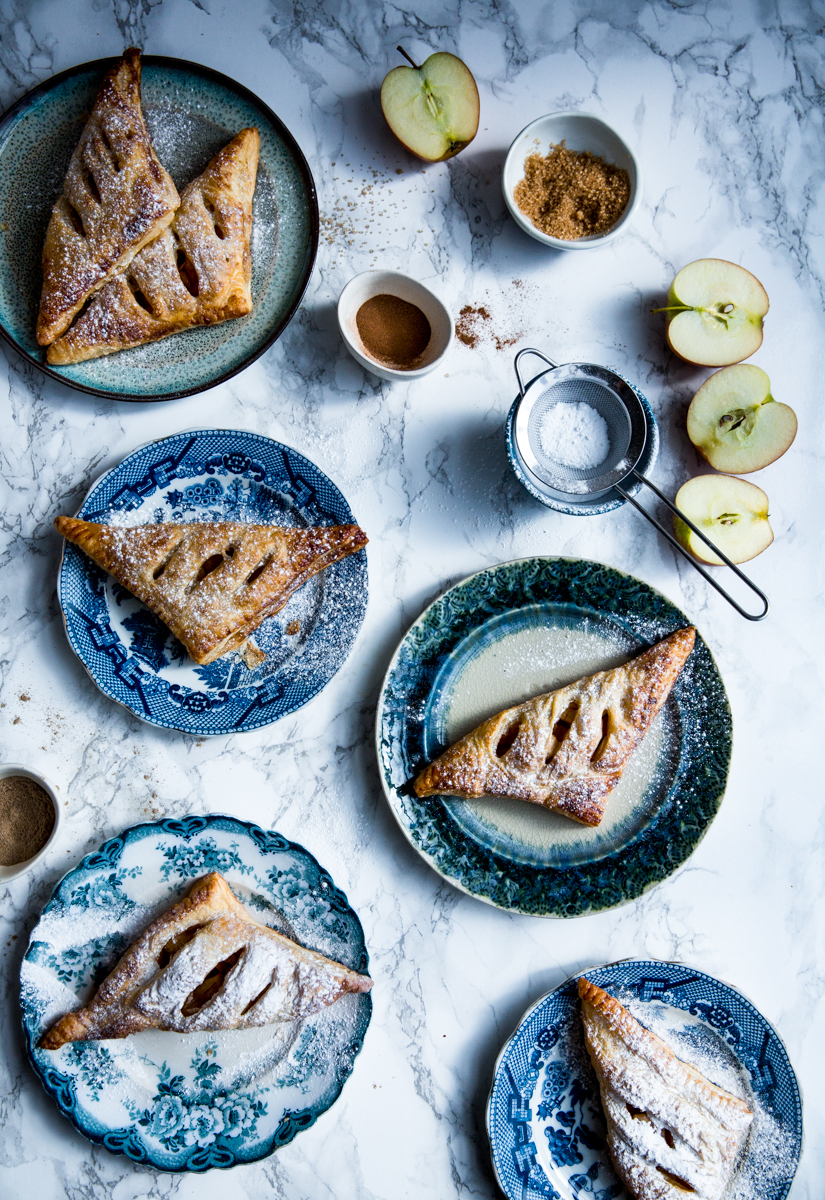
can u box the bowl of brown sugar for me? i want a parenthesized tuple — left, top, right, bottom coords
(503, 112, 641, 249)
(0, 764, 62, 883)
(338, 270, 453, 381)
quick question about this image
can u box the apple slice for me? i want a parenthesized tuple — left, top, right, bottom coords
(656, 259, 769, 366)
(673, 474, 773, 565)
(687, 364, 797, 473)
(381, 48, 479, 163)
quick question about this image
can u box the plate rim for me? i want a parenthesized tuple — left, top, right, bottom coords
(375, 555, 732, 917)
(56, 427, 368, 735)
(0, 53, 319, 403)
(20, 812, 373, 1172)
(485, 956, 804, 1200)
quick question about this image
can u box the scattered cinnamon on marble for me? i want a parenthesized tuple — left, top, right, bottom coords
(514, 141, 630, 239)
(355, 293, 431, 369)
(455, 303, 518, 351)
(0, 776, 55, 865)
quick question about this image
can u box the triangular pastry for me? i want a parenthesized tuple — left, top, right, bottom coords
(47, 127, 259, 364)
(40, 873, 372, 1048)
(37, 48, 180, 346)
(413, 627, 695, 826)
(55, 515, 368, 666)
(578, 978, 752, 1199)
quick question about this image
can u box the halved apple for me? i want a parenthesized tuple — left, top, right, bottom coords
(381, 48, 479, 163)
(656, 259, 769, 366)
(687, 364, 797, 474)
(673, 474, 773, 565)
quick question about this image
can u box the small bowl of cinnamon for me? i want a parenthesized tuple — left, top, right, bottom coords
(503, 111, 642, 249)
(337, 270, 453, 381)
(0, 763, 62, 883)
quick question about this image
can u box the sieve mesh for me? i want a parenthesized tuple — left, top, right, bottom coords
(525, 378, 632, 484)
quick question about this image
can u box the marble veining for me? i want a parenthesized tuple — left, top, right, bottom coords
(0, 1, 823, 1197)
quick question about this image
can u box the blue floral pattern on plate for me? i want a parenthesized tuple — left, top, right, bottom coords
(57, 430, 368, 735)
(21, 815, 372, 1172)
(488, 960, 802, 1200)
(376, 558, 732, 916)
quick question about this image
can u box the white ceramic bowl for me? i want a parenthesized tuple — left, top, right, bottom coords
(0, 763, 62, 883)
(337, 270, 453, 382)
(503, 111, 642, 249)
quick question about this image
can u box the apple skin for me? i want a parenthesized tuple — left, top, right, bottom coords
(659, 258, 769, 367)
(673, 474, 773, 565)
(687, 364, 797, 474)
(381, 51, 479, 163)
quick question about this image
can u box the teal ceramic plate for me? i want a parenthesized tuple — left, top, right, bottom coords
(0, 56, 317, 400)
(376, 558, 732, 917)
(21, 815, 372, 1171)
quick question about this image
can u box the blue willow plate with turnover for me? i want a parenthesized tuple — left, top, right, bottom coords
(0, 55, 317, 401)
(376, 558, 731, 917)
(20, 814, 372, 1172)
(487, 959, 802, 1199)
(57, 429, 368, 735)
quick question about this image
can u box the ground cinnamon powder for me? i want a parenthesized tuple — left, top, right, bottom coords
(514, 141, 630, 239)
(0, 775, 55, 865)
(355, 293, 431, 370)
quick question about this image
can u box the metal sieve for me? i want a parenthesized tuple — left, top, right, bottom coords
(511, 348, 769, 621)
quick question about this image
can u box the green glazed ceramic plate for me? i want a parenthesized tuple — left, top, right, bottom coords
(376, 558, 732, 917)
(0, 56, 317, 401)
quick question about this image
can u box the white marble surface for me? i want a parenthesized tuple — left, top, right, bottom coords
(0, 0, 823, 1196)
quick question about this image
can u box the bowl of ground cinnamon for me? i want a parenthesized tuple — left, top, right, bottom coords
(0, 764, 62, 882)
(338, 269, 453, 381)
(503, 112, 641, 249)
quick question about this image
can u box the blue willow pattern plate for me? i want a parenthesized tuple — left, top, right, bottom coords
(487, 960, 802, 1199)
(376, 558, 732, 917)
(57, 429, 367, 735)
(20, 815, 372, 1173)
(0, 55, 317, 401)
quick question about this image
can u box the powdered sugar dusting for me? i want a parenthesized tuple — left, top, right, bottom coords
(618, 996, 802, 1198)
(538, 401, 611, 470)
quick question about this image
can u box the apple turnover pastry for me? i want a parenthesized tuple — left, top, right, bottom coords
(40, 872, 372, 1049)
(413, 627, 695, 826)
(37, 48, 180, 346)
(55, 516, 368, 665)
(47, 127, 259, 365)
(578, 977, 752, 1199)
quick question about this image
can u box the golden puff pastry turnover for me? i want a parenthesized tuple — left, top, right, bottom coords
(47, 127, 259, 364)
(578, 978, 752, 1200)
(54, 516, 368, 666)
(40, 873, 373, 1049)
(37, 48, 180, 346)
(413, 627, 695, 826)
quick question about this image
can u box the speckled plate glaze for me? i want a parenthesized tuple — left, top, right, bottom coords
(57, 429, 367, 735)
(376, 558, 731, 917)
(0, 55, 317, 400)
(21, 814, 372, 1173)
(487, 959, 802, 1200)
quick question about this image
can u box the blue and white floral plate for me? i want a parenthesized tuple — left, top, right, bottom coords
(57, 429, 368, 735)
(20, 814, 372, 1172)
(376, 558, 732, 917)
(488, 959, 802, 1200)
(0, 56, 317, 401)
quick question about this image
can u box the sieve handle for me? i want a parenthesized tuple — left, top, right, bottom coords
(615, 470, 770, 621)
(514, 348, 558, 399)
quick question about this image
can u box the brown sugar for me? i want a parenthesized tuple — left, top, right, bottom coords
(513, 141, 630, 240)
(0, 775, 55, 865)
(355, 293, 431, 370)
